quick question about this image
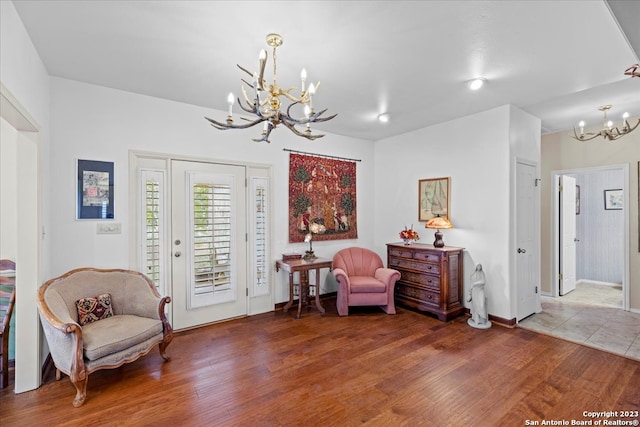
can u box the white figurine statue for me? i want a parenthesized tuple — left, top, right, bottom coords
(467, 264, 491, 329)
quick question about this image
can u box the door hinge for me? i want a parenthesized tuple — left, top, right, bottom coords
(535, 178, 542, 187)
(558, 273, 563, 280)
(246, 288, 248, 296)
(535, 286, 538, 294)
(558, 184, 563, 192)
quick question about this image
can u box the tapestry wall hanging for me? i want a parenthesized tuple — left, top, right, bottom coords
(288, 153, 358, 242)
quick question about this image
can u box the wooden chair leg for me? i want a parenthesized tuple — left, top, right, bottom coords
(70, 377, 88, 408)
(56, 368, 61, 381)
(159, 342, 171, 362)
(159, 327, 173, 362)
(1, 334, 8, 389)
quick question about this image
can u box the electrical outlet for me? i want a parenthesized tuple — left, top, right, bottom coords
(97, 223, 121, 234)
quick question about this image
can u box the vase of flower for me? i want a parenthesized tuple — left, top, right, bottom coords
(399, 226, 419, 245)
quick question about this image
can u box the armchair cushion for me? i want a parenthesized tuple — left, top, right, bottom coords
(349, 276, 387, 293)
(82, 314, 162, 361)
(76, 293, 114, 325)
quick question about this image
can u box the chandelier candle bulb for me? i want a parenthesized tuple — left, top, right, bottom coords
(301, 68, 307, 93)
(579, 121, 585, 137)
(623, 112, 629, 130)
(227, 93, 234, 120)
(308, 83, 315, 111)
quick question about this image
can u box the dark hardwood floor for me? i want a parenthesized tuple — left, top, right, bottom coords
(1, 299, 639, 426)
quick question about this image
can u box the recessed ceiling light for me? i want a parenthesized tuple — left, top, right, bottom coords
(378, 113, 390, 123)
(468, 77, 486, 91)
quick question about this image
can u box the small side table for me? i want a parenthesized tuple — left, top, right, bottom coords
(275, 257, 332, 319)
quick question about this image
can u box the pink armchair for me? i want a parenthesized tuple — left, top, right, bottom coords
(332, 247, 401, 316)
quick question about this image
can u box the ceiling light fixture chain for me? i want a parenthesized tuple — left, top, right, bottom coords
(571, 105, 639, 141)
(205, 33, 336, 143)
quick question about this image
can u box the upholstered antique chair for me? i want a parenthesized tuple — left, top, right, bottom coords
(332, 247, 401, 316)
(37, 268, 173, 407)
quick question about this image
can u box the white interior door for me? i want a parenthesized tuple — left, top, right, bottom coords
(516, 161, 539, 321)
(171, 160, 247, 330)
(559, 175, 577, 295)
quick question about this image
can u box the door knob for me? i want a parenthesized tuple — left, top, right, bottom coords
(174, 251, 182, 258)
(517, 248, 526, 254)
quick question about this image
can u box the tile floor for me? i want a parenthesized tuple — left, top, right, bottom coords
(518, 281, 640, 361)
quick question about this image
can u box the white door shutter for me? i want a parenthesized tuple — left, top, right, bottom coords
(188, 172, 236, 308)
(139, 169, 166, 295)
(250, 177, 269, 297)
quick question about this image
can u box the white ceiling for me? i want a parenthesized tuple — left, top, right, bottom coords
(11, 0, 640, 141)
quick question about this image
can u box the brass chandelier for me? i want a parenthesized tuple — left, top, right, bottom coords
(205, 34, 336, 143)
(571, 105, 639, 141)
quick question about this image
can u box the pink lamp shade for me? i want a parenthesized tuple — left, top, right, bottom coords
(425, 216, 453, 247)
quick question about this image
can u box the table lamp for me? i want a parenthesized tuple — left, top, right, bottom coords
(303, 233, 316, 260)
(425, 216, 453, 247)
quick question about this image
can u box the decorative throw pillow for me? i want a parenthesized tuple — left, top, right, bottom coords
(76, 293, 114, 325)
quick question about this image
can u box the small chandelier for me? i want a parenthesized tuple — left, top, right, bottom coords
(571, 105, 639, 141)
(205, 33, 336, 143)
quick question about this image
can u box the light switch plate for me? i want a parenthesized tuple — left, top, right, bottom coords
(97, 223, 121, 234)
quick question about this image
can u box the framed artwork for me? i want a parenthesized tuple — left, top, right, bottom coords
(419, 177, 450, 221)
(77, 159, 114, 219)
(604, 189, 623, 210)
(575, 185, 580, 215)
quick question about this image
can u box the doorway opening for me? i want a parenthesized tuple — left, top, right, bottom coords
(518, 164, 632, 357)
(551, 164, 629, 311)
(0, 83, 42, 393)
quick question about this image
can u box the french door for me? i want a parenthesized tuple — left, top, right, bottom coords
(170, 160, 247, 330)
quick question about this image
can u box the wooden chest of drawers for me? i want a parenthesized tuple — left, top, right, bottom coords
(387, 243, 464, 321)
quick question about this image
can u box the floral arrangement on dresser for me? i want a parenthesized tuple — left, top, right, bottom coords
(399, 226, 419, 244)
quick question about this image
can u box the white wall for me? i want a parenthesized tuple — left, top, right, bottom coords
(49, 77, 375, 304)
(374, 105, 528, 321)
